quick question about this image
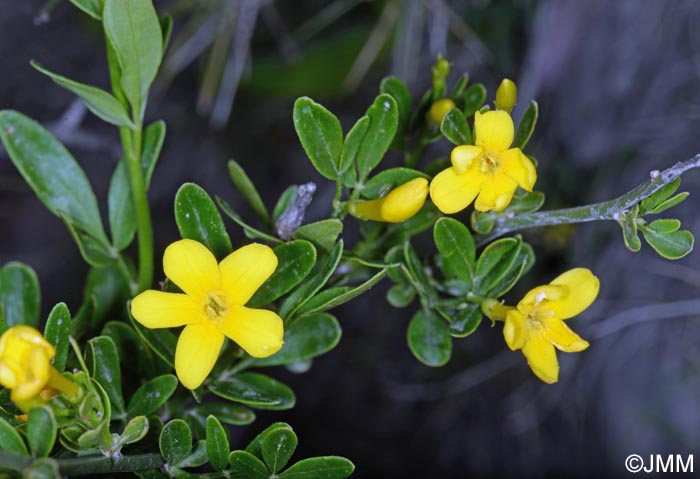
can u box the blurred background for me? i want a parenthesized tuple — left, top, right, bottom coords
(2, 0, 700, 477)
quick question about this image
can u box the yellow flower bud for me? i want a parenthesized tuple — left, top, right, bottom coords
(349, 178, 429, 223)
(495, 78, 517, 112)
(481, 299, 514, 321)
(427, 98, 456, 125)
(0, 325, 79, 409)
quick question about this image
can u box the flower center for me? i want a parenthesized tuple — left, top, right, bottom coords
(526, 307, 555, 332)
(479, 152, 500, 174)
(204, 293, 228, 321)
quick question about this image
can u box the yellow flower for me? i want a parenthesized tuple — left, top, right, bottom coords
(131, 240, 284, 390)
(349, 178, 429, 223)
(429, 110, 537, 213)
(495, 78, 517, 112)
(0, 325, 79, 410)
(427, 98, 457, 125)
(485, 268, 599, 383)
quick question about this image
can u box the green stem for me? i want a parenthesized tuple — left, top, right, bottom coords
(475, 155, 700, 247)
(58, 453, 163, 476)
(122, 126, 154, 292)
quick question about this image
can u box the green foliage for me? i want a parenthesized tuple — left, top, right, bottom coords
(0, 416, 29, 455)
(175, 183, 233, 260)
(127, 375, 178, 417)
(0, 111, 114, 266)
(357, 94, 399, 180)
(407, 309, 452, 367)
(0, 262, 40, 328)
(27, 407, 57, 457)
(206, 416, 229, 471)
(209, 373, 295, 411)
(293, 97, 345, 181)
(513, 100, 538, 149)
(44, 303, 71, 372)
(228, 160, 271, 226)
(441, 108, 473, 145)
(292, 219, 343, 252)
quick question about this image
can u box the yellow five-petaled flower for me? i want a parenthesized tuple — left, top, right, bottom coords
(483, 268, 600, 383)
(131, 239, 284, 390)
(430, 110, 537, 213)
(0, 325, 80, 411)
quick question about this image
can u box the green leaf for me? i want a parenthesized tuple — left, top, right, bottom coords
(461, 84, 486, 117)
(641, 225, 694, 260)
(0, 262, 40, 327)
(470, 211, 496, 235)
(229, 450, 269, 479)
(248, 241, 317, 308)
(206, 416, 230, 471)
(262, 426, 297, 473)
(217, 197, 282, 244)
(447, 303, 482, 338)
(245, 422, 290, 459)
(513, 100, 538, 149)
(296, 269, 386, 317)
(280, 457, 355, 479)
(119, 416, 149, 446)
(485, 242, 535, 298)
(109, 121, 165, 250)
(160, 15, 173, 53)
(228, 160, 271, 226)
(192, 403, 255, 426)
(339, 116, 369, 187)
(23, 458, 60, 479)
(392, 202, 440, 241)
(640, 178, 681, 215)
(273, 186, 298, 222)
(357, 94, 398, 180)
(618, 212, 641, 252)
(0, 416, 28, 455)
(380, 76, 412, 134)
(44, 303, 71, 372)
(403, 242, 436, 300)
(209, 373, 295, 410)
(0, 110, 109, 246)
(69, 0, 102, 20)
(293, 97, 344, 180)
(506, 189, 545, 214)
(80, 263, 130, 333)
(292, 219, 343, 252)
(407, 309, 452, 367)
(647, 219, 681, 233)
(253, 313, 341, 367)
(176, 440, 208, 469)
(31, 62, 133, 128)
(27, 407, 57, 457)
(648, 192, 689, 215)
(127, 374, 178, 417)
(440, 108, 472, 145)
(175, 183, 233, 260)
(475, 237, 521, 296)
(87, 336, 126, 416)
(160, 419, 192, 465)
(129, 311, 176, 367)
(434, 218, 475, 284)
(361, 168, 428, 200)
(279, 241, 344, 319)
(386, 285, 415, 308)
(451, 73, 469, 98)
(103, 0, 163, 113)
(63, 219, 116, 266)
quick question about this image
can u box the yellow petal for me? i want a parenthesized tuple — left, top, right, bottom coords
(522, 335, 559, 383)
(451, 145, 482, 174)
(474, 174, 517, 212)
(219, 244, 278, 306)
(474, 110, 514, 152)
(163, 239, 220, 301)
(503, 310, 528, 350)
(429, 167, 482, 214)
(12, 348, 51, 401)
(380, 178, 429, 222)
(500, 148, 536, 191)
(517, 285, 566, 315)
(548, 268, 600, 320)
(218, 305, 284, 358)
(131, 291, 201, 329)
(348, 198, 384, 222)
(543, 317, 589, 352)
(175, 322, 224, 390)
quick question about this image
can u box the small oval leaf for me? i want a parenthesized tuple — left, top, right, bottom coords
(159, 419, 192, 465)
(209, 373, 295, 410)
(262, 426, 297, 473)
(175, 183, 232, 260)
(407, 310, 452, 367)
(127, 374, 178, 417)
